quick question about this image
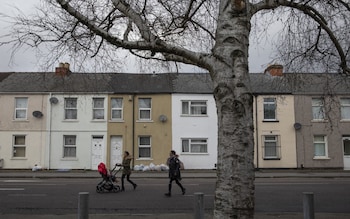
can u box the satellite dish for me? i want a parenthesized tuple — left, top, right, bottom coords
(294, 123, 302, 130)
(50, 97, 58, 104)
(159, 115, 167, 122)
(32, 111, 43, 118)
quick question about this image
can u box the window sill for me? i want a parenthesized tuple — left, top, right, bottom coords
(61, 158, 78, 161)
(263, 157, 281, 160)
(12, 119, 29, 122)
(136, 158, 153, 161)
(262, 120, 279, 123)
(181, 153, 209, 155)
(313, 157, 330, 160)
(109, 119, 124, 123)
(180, 115, 208, 117)
(62, 120, 79, 122)
(136, 120, 153, 123)
(311, 120, 328, 123)
(91, 120, 106, 122)
(11, 157, 27, 160)
(340, 120, 350, 123)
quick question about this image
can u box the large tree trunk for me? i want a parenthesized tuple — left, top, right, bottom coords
(212, 1, 255, 218)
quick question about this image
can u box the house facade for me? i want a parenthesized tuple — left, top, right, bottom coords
(1, 68, 350, 170)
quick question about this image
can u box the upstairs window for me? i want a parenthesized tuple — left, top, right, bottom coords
(182, 138, 208, 153)
(63, 135, 77, 158)
(93, 98, 105, 120)
(341, 98, 350, 120)
(263, 98, 276, 121)
(111, 98, 123, 120)
(13, 135, 26, 158)
(65, 98, 77, 120)
(182, 100, 207, 116)
(15, 97, 28, 120)
(312, 98, 325, 120)
(138, 98, 151, 120)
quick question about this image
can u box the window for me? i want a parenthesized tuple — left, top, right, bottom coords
(15, 97, 28, 120)
(312, 98, 325, 120)
(182, 101, 207, 116)
(341, 98, 350, 120)
(111, 98, 123, 120)
(93, 98, 104, 120)
(63, 135, 77, 158)
(138, 136, 151, 158)
(314, 135, 328, 158)
(65, 98, 77, 120)
(262, 135, 280, 159)
(182, 138, 208, 153)
(138, 98, 151, 120)
(13, 135, 26, 157)
(263, 98, 276, 121)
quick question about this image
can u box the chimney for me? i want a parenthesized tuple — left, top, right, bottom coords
(264, 64, 283, 76)
(55, 62, 71, 76)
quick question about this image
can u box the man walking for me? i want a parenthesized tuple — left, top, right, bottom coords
(165, 150, 186, 197)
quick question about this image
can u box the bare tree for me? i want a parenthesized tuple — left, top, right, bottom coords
(1, 0, 349, 218)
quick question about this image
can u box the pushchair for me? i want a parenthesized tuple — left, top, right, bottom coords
(96, 162, 121, 193)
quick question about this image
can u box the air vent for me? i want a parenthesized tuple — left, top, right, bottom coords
(294, 123, 302, 130)
(49, 97, 58, 104)
(159, 115, 167, 123)
(32, 111, 43, 118)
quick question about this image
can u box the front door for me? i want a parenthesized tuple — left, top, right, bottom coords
(343, 137, 350, 170)
(110, 136, 123, 169)
(91, 136, 104, 170)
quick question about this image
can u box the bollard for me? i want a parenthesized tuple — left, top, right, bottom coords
(78, 192, 89, 219)
(303, 192, 314, 219)
(194, 192, 204, 219)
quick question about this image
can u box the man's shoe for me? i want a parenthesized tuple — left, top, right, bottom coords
(182, 188, 186, 195)
(133, 184, 137, 190)
(164, 193, 171, 197)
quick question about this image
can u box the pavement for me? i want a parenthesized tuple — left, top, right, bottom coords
(1, 168, 350, 219)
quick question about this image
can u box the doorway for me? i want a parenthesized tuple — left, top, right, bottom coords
(343, 136, 350, 170)
(91, 136, 105, 170)
(110, 136, 123, 169)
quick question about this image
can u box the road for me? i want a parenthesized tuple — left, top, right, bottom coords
(0, 177, 349, 216)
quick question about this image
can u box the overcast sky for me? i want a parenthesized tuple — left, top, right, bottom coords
(0, 0, 276, 73)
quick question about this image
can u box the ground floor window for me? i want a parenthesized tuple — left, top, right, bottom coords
(13, 135, 26, 157)
(313, 135, 328, 158)
(63, 135, 77, 158)
(262, 135, 281, 159)
(182, 138, 208, 153)
(138, 136, 151, 158)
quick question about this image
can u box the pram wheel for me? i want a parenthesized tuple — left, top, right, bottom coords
(112, 185, 121, 192)
(96, 185, 103, 193)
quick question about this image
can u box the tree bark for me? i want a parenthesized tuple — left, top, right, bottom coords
(211, 0, 255, 218)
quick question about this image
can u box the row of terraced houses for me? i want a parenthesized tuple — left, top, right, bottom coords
(0, 64, 350, 170)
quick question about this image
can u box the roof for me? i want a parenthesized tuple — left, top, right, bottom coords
(0, 72, 349, 95)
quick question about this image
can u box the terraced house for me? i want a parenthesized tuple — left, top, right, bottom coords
(0, 65, 350, 170)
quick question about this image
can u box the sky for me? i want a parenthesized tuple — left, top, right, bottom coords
(0, 0, 276, 73)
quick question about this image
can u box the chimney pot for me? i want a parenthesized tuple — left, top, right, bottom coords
(265, 64, 283, 76)
(55, 62, 71, 76)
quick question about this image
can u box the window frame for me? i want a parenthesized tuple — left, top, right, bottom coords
(111, 97, 123, 120)
(262, 135, 281, 160)
(181, 138, 208, 154)
(312, 98, 325, 121)
(138, 98, 152, 121)
(14, 97, 28, 120)
(340, 98, 350, 120)
(181, 100, 207, 116)
(263, 97, 277, 121)
(138, 136, 151, 159)
(313, 135, 328, 159)
(63, 135, 77, 158)
(92, 97, 105, 120)
(64, 98, 78, 120)
(13, 135, 26, 158)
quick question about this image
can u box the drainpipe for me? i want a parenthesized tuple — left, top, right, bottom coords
(254, 94, 259, 170)
(47, 93, 53, 170)
(132, 94, 135, 169)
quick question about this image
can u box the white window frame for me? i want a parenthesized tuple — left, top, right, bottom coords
(111, 97, 123, 120)
(181, 138, 208, 154)
(63, 135, 77, 158)
(138, 136, 151, 158)
(64, 98, 78, 120)
(262, 135, 281, 159)
(14, 97, 28, 120)
(138, 98, 151, 120)
(13, 135, 26, 158)
(312, 98, 325, 120)
(263, 98, 277, 121)
(93, 98, 105, 120)
(181, 100, 207, 116)
(313, 135, 328, 158)
(340, 98, 350, 120)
